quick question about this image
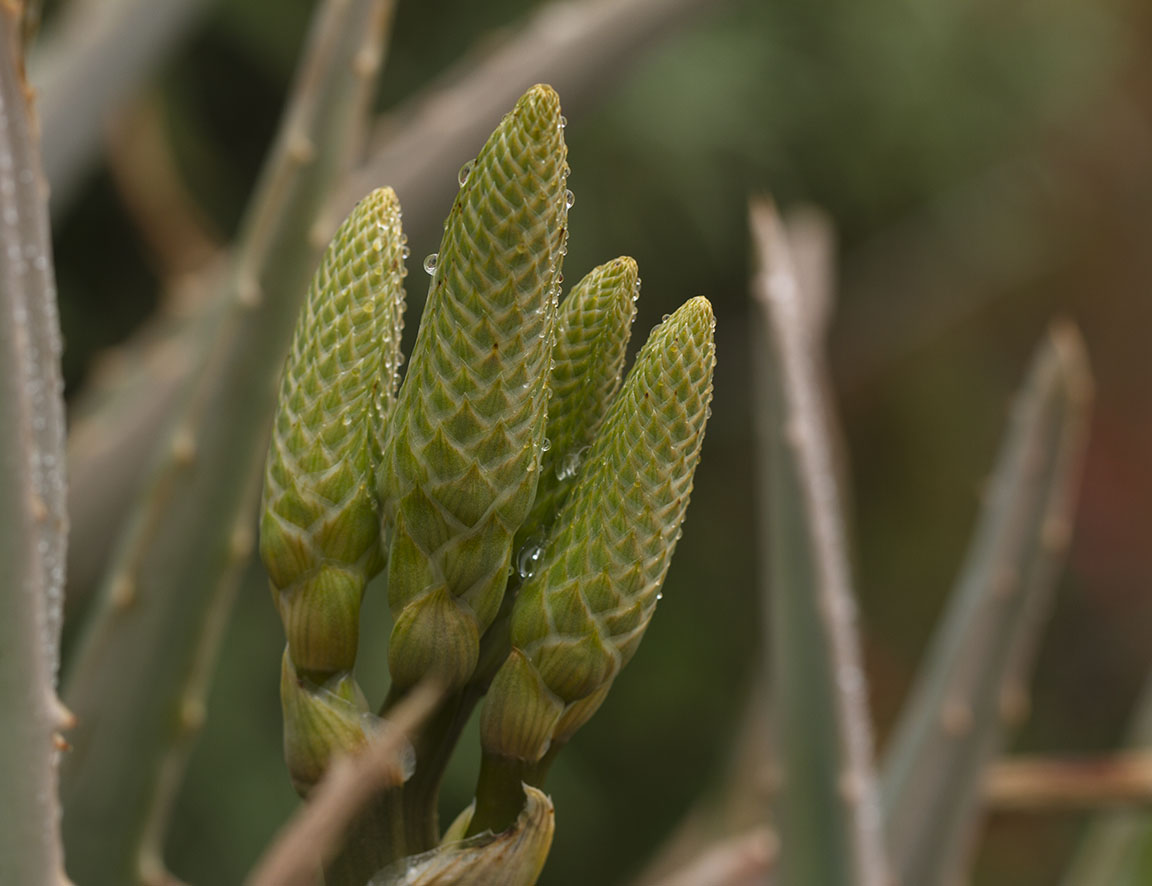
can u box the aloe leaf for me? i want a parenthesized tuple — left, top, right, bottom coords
(0, 8, 70, 884)
(1061, 680, 1152, 885)
(474, 296, 716, 834)
(749, 198, 888, 886)
(377, 84, 569, 698)
(59, 2, 396, 883)
(880, 323, 1093, 886)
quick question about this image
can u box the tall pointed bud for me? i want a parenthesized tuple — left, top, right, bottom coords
(516, 256, 638, 549)
(378, 85, 569, 694)
(474, 297, 716, 830)
(260, 186, 407, 791)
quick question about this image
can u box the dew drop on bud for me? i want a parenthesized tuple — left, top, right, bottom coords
(458, 160, 474, 187)
(517, 543, 545, 580)
(401, 245, 410, 259)
(541, 437, 552, 452)
(555, 445, 589, 481)
(559, 115, 567, 129)
(564, 189, 575, 209)
(423, 253, 439, 275)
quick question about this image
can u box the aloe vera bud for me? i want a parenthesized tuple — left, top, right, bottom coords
(516, 256, 638, 548)
(261, 185, 406, 600)
(481, 297, 716, 763)
(280, 650, 374, 794)
(260, 186, 407, 790)
(378, 84, 569, 693)
(372, 786, 555, 886)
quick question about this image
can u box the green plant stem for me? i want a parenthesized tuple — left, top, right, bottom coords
(59, 3, 395, 883)
(324, 793, 406, 886)
(470, 753, 534, 836)
(0, 7, 70, 884)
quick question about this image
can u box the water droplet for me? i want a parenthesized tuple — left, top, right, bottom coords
(564, 189, 575, 209)
(541, 437, 552, 452)
(656, 592, 664, 601)
(401, 245, 410, 259)
(423, 253, 438, 275)
(559, 115, 568, 129)
(556, 445, 590, 481)
(661, 313, 671, 322)
(517, 542, 545, 580)
(457, 160, 475, 187)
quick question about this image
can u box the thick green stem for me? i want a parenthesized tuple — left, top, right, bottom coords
(469, 753, 533, 837)
(324, 793, 406, 886)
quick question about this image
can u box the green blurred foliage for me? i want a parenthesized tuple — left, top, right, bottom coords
(50, 0, 1152, 882)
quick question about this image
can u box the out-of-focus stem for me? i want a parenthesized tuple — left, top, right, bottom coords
(31, 0, 210, 212)
(338, 0, 719, 231)
(59, 2, 396, 884)
(987, 752, 1152, 810)
(0, 5, 71, 884)
(750, 198, 889, 886)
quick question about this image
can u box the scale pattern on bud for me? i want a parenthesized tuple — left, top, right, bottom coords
(260, 187, 407, 791)
(482, 297, 716, 761)
(516, 256, 638, 548)
(377, 85, 569, 693)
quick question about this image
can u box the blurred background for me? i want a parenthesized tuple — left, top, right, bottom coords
(40, 0, 1152, 882)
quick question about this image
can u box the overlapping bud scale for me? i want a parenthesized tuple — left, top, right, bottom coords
(377, 85, 569, 693)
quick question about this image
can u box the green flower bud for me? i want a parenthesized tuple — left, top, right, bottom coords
(262, 186, 407, 595)
(479, 649, 564, 763)
(260, 186, 407, 791)
(516, 257, 638, 547)
(280, 650, 373, 795)
(378, 85, 569, 694)
(483, 297, 716, 761)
